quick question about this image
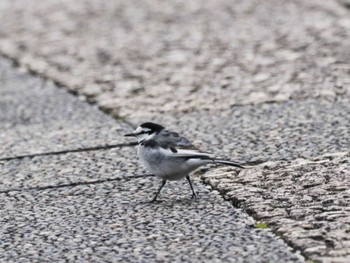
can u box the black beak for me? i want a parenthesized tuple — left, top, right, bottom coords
(124, 133, 136, 137)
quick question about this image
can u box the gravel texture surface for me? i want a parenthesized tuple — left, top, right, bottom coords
(1, 0, 349, 261)
(0, 177, 303, 262)
(202, 152, 350, 262)
(0, 59, 131, 158)
(0, 0, 349, 118)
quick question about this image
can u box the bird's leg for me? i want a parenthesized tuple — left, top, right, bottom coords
(186, 175, 197, 199)
(150, 179, 167, 202)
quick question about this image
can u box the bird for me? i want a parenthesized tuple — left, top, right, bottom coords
(124, 122, 244, 202)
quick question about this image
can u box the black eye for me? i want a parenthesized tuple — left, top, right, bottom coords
(139, 130, 151, 135)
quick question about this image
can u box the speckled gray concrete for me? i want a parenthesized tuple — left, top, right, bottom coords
(0, 0, 349, 118)
(0, 59, 131, 158)
(1, 0, 349, 261)
(0, 177, 303, 262)
(202, 152, 350, 262)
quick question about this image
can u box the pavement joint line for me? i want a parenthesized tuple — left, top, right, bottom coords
(199, 174, 308, 260)
(201, 151, 350, 261)
(0, 52, 135, 124)
(199, 170, 308, 260)
(0, 142, 138, 161)
(0, 51, 80, 96)
(0, 174, 155, 194)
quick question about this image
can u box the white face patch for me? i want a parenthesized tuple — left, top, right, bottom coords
(133, 126, 153, 143)
(133, 126, 144, 134)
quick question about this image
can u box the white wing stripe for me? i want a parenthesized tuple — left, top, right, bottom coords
(160, 147, 212, 158)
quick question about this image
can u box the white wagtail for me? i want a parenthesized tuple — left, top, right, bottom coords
(125, 122, 244, 202)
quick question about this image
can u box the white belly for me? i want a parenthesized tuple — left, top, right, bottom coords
(137, 145, 209, 181)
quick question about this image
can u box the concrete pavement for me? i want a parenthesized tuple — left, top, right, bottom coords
(0, 59, 302, 262)
(1, 0, 350, 262)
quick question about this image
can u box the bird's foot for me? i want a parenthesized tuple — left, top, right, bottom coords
(149, 197, 162, 203)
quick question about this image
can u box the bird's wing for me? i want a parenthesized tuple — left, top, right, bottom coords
(156, 130, 195, 148)
(156, 130, 212, 159)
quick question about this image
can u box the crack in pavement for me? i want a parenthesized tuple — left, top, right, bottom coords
(0, 174, 155, 194)
(0, 142, 138, 161)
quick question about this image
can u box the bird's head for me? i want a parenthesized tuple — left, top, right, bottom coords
(124, 122, 165, 143)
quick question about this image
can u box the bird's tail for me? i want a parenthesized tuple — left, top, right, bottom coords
(213, 159, 245, 169)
